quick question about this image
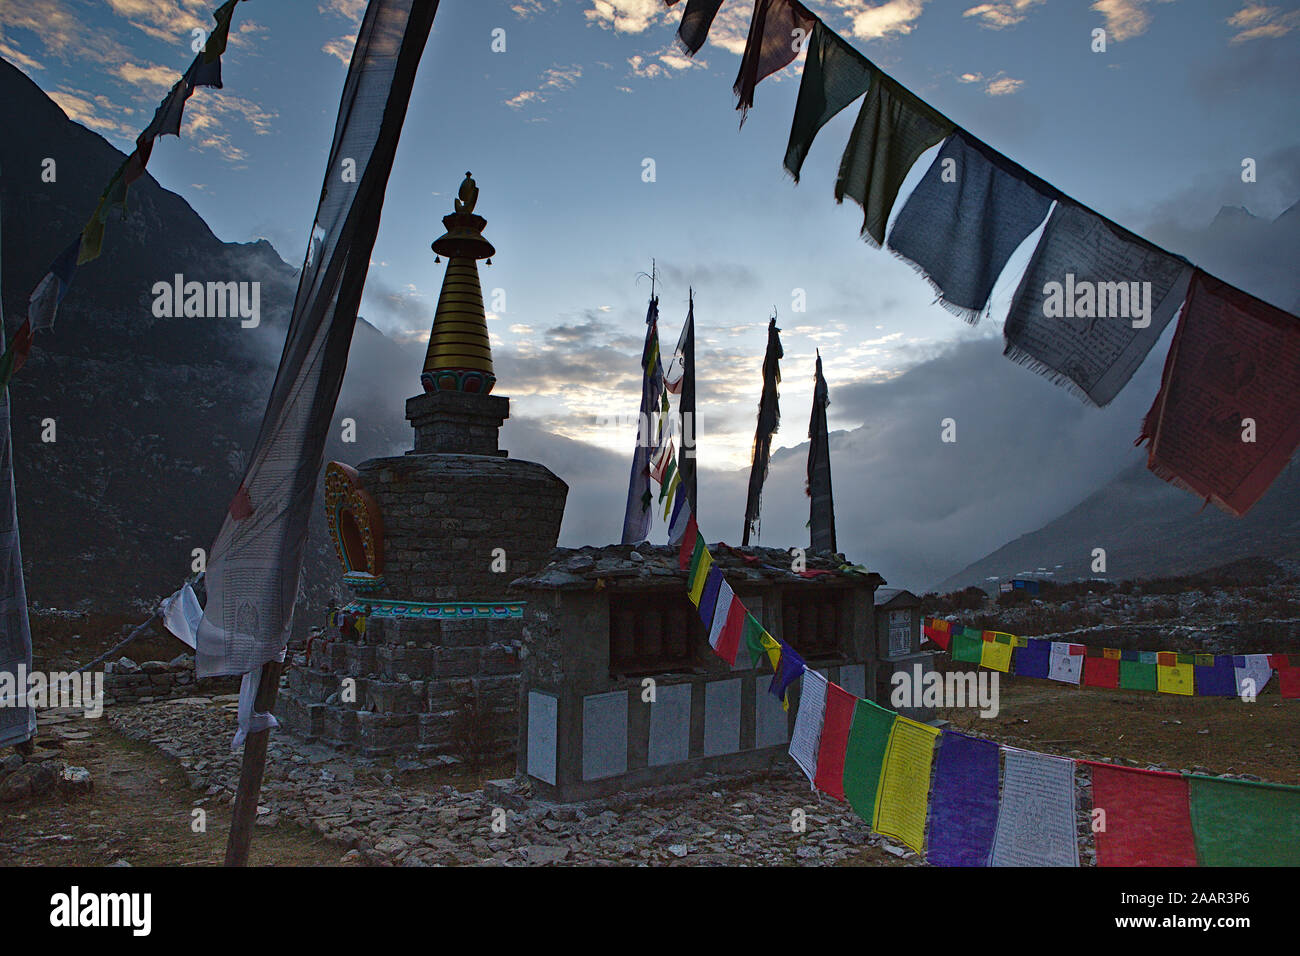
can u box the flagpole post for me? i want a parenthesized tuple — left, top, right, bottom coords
(224, 658, 281, 866)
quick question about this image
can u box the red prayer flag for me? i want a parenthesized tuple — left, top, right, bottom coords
(813, 681, 856, 800)
(715, 598, 746, 666)
(678, 514, 698, 569)
(1084, 656, 1120, 689)
(1086, 762, 1197, 867)
(1280, 669, 1300, 699)
(1138, 271, 1300, 516)
(923, 618, 951, 650)
(1157, 651, 1177, 667)
(1270, 654, 1291, 670)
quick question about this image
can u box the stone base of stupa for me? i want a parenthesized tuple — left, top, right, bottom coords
(279, 614, 522, 759)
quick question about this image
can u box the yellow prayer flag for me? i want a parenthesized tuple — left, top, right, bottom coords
(687, 548, 713, 606)
(1103, 647, 1122, 660)
(759, 633, 782, 672)
(1012, 635, 1028, 648)
(872, 716, 941, 854)
(1157, 662, 1194, 696)
(980, 637, 1013, 672)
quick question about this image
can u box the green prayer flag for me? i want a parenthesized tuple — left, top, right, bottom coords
(1119, 660, 1158, 691)
(951, 631, 983, 663)
(1187, 775, 1300, 866)
(783, 21, 872, 182)
(742, 613, 766, 669)
(834, 64, 954, 247)
(1177, 653, 1196, 665)
(843, 699, 895, 824)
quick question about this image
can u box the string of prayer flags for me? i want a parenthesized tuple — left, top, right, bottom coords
(842, 698, 895, 824)
(1137, 271, 1300, 516)
(733, 0, 817, 124)
(991, 749, 1079, 866)
(1186, 775, 1300, 866)
(872, 716, 941, 854)
(1086, 763, 1197, 867)
(783, 21, 872, 182)
(672, 0, 726, 56)
(926, 732, 999, 867)
(886, 129, 1057, 323)
(789, 666, 827, 783)
(834, 60, 954, 247)
(1047, 642, 1084, 684)
(812, 680, 857, 799)
(1002, 201, 1194, 407)
(979, 631, 1014, 672)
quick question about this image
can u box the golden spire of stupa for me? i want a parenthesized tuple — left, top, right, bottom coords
(421, 172, 496, 394)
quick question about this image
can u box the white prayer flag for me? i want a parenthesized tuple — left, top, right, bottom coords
(708, 579, 734, 651)
(789, 669, 827, 785)
(991, 748, 1079, 867)
(1235, 654, 1273, 698)
(1047, 642, 1083, 684)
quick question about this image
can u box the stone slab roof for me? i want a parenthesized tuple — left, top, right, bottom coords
(509, 543, 885, 592)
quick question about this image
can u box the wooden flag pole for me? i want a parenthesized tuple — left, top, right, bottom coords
(223, 658, 281, 866)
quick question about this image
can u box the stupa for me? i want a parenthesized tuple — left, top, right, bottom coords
(280, 174, 568, 759)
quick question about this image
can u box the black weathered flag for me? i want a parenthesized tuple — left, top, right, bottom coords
(807, 350, 836, 553)
(743, 317, 783, 545)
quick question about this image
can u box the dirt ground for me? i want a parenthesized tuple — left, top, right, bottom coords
(0, 717, 340, 867)
(938, 676, 1300, 785)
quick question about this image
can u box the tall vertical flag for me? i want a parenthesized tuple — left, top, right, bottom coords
(0, 200, 35, 749)
(622, 297, 667, 544)
(196, 0, 442, 691)
(806, 349, 836, 553)
(664, 292, 697, 515)
(742, 316, 783, 545)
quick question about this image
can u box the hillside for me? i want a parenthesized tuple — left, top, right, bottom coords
(0, 57, 414, 617)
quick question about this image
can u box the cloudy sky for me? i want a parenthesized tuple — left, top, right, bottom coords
(3, 0, 1298, 587)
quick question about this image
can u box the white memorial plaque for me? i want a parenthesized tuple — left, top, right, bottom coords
(526, 691, 557, 785)
(582, 691, 628, 780)
(647, 683, 692, 766)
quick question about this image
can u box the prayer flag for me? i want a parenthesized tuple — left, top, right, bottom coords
(1194, 657, 1237, 697)
(1138, 271, 1300, 515)
(873, 716, 941, 854)
(733, 0, 817, 124)
(789, 668, 827, 783)
(979, 633, 1013, 672)
(806, 350, 836, 553)
(784, 20, 872, 182)
(742, 612, 768, 669)
(1119, 660, 1158, 691)
(950, 629, 983, 664)
(1014, 639, 1050, 679)
(1083, 656, 1120, 689)
(991, 749, 1079, 867)
(699, 566, 725, 626)
(922, 617, 951, 650)
(687, 541, 712, 605)
(770, 641, 805, 707)
(1279, 668, 1300, 699)
(677, 512, 699, 567)
(842, 698, 895, 824)
(1086, 763, 1197, 867)
(675, 0, 726, 56)
(743, 317, 783, 545)
(813, 681, 857, 799)
(197, 0, 443, 683)
(204, 0, 238, 63)
(1157, 661, 1194, 696)
(759, 631, 782, 672)
(1234, 654, 1273, 698)
(665, 296, 697, 513)
(927, 731, 999, 867)
(622, 298, 666, 544)
(835, 60, 954, 247)
(708, 582, 745, 665)
(1047, 642, 1084, 684)
(887, 129, 1056, 323)
(667, 482, 692, 546)
(1187, 775, 1300, 866)
(1003, 201, 1193, 407)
